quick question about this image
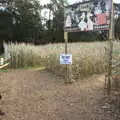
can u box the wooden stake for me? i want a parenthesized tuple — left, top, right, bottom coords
(64, 32, 69, 83)
(107, 0, 114, 93)
(64, 32, 72, 83)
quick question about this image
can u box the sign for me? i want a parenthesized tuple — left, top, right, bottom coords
(60, 54, 72, 64)
(64, 0, 112, 32)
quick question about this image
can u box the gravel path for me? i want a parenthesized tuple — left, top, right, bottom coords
(0, 70, 119, 120)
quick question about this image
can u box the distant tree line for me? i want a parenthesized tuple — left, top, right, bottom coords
(0, 0, 120, 48)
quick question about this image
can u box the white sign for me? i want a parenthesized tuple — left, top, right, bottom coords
(60, 54, 72, 64)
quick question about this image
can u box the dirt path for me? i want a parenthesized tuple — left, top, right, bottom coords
(0, 70, 119, 120)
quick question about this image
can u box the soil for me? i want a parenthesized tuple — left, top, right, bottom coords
(0, 69, 120, 120)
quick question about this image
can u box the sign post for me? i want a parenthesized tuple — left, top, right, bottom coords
(107, 0, 114, 93)
(64, 32, 68, 54)
(64, 32, 72, 83)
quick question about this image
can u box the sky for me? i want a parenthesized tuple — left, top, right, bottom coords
(67, 0, 120, 4)
(113, 0, 120, 3)
(39, 0, 50, 5)
(39, 0, 120, 5)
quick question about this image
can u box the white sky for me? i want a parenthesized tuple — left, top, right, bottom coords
(39, 0, 50, 5)
(39, 0, 120, 5)
(114, 0, 120, 3)
(67, 0, 120, 4)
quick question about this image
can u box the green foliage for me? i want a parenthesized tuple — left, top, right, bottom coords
(42, 0, 65, 43)
(115, 16, 120, 40)
(0, 0, 120, 43)
(0, 40, 4, 54)
(12, 0, 43, 42)
(0, 11, 13, 40)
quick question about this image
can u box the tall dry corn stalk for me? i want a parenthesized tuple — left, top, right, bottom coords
(6, 42, 110, 79)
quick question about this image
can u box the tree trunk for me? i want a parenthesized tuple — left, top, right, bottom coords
(0, 40, 4, 55)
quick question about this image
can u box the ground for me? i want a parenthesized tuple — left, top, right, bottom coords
(0, 70, 120, 120)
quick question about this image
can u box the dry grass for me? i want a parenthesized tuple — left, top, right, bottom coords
(5, 42, 118, 79)
(112, 41, 120, 89)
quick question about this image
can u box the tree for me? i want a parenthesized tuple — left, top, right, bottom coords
(42, 0, 67, 43)
(11, 0, 43, 43)
(0, 0, 14, 54)
(114, 4, 120, 40)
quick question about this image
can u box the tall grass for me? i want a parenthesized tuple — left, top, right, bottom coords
(112, 41, 120, 89)
(5, 42, 109, 79)
(6, 43, 44, 68)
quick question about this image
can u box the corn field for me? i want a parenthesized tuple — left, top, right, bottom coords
(4, 42, 119, 79)
(112, 41, 120, 89)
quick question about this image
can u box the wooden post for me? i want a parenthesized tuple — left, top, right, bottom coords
(107, 0, 114, 93)
(64, 32, 69, 83)
(64, 32, 68, 54)
(64, 32, 72, 83)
